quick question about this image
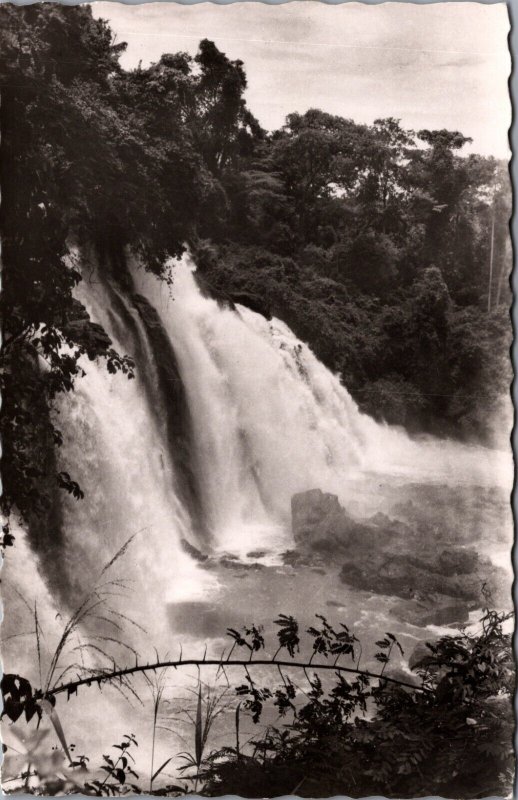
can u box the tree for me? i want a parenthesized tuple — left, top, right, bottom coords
(192, 39, 263, 173)
(0, 5, 136, 521)
(355, 117, 414, 235)
(271, 109, 369, 241)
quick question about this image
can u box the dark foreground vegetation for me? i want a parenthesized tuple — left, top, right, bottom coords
(0, 3, 512, 527)
(2, 609, 514, 797)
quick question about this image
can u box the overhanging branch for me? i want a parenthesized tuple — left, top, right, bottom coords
(47, 657, 427, 699)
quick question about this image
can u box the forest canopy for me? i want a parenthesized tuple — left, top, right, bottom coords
(0, 3, 512, 523)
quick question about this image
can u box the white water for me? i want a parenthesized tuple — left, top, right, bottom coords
(132, 254, 511, 556)
(2, 250, 512, 780)
(3, 249, 512, 656)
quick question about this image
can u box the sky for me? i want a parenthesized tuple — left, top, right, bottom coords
(92, 1, 511, 158)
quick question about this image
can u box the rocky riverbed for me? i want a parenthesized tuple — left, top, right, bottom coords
(178, 483, 510, 633)
(288, 487, 507, 627)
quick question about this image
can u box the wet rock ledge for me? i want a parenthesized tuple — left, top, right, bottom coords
(288, 488, 506, 628)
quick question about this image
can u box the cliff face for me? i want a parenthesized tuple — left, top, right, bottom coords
(98, 245, 207, 538)
(131, 292, 204, 534)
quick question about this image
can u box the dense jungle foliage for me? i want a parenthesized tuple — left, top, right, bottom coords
(0, 3, 512, 524)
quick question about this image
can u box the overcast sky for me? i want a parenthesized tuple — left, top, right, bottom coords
(92, 1, 511, 158)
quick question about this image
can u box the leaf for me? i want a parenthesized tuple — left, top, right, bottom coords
(151, 757, 174, 782)
(274, 614, 300, 657)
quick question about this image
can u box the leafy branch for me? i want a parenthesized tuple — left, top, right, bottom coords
(27, 615, 422, 706)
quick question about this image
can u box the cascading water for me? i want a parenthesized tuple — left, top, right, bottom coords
(2, 247, 512, 774)
(132, 253, 511, 554)
(4, 247, 512, 621)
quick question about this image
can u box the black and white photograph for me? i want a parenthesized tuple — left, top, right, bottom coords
(0, 1, 514, 796)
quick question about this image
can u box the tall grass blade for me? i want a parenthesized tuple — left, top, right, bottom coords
(151, 757, 173, 783)
(99, 531, 140, 577)
(235, 702, 241, 758)
(34, 603, 42, 688)
(40, 699, 72, 763)
(195, 683, 203, 768)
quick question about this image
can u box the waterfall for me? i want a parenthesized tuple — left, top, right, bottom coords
(131, 253, 511, 552)
(2, 247, 511, 772)
(53, 253, 216, 606)
(6, 247, 511, 620)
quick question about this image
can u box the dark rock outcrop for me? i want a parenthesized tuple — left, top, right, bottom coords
(339, 552, 482, 603)
(436, 548, 479, 576)
(180, 538, 209, 562)
(131, 292, 205, 534)
(96, 245, 206, 536)
(194, 270, 273, 320)
(392, 599, 471, 627)
(291, 488, 505, 625)
(291, 488, 391, 554)
(61, 298, 113, 357)
(292, 489, 349, 545)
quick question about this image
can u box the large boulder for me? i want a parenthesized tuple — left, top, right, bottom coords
(339, 553, 485, 602)
(291, 489, 384, 553)
(393, 599, 470, 628)
(415, 605, 471, 627)
(436, 548, 479, 576)
(291, 489, 348, 543)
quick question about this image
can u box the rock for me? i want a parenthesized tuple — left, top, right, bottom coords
(436, 548, 478, 576)
(291, 489, 382, 553)
(292, 489, 344, 541)
(291, 488, 504, 622)
(392, 599, 469, 628)
(340, 552, 486, 603)
(180, 538, 209, 562)
(247, 550, 268, 559)
(281, 549, 317, 567)
(391, 599, 432, 625)
(218, 558, 265, 571)
(61, 299, 113, 358)
(368, 512, 411, 539)
(131, 292, 205, 534)
(414, 605, 470, 627)
(193, 273, 272, 319)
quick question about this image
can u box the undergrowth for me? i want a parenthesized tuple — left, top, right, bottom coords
(1, 607, 513, 797)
